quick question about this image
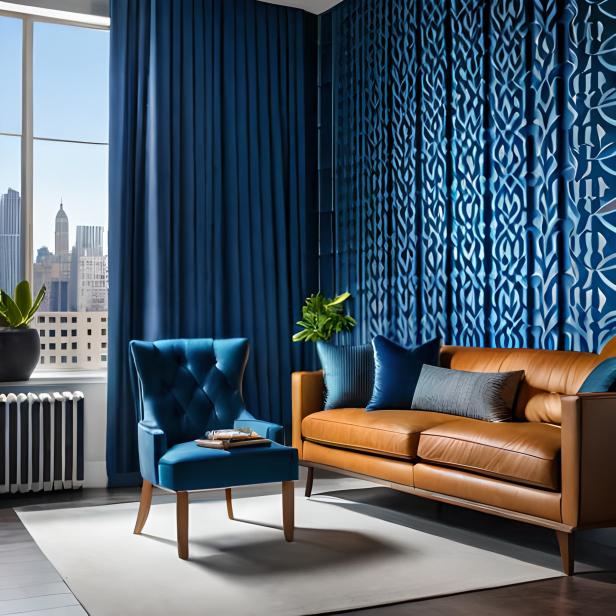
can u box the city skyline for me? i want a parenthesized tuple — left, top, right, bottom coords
(1, 16, 109, 260)
(1, 186, 108, 313)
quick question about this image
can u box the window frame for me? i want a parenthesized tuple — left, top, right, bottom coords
(0, 8, 109, 284)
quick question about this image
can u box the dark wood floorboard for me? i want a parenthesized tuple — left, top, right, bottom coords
(1, 473, 616, 615)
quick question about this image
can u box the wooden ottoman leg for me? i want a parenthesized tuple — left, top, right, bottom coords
(134, 480, 153, 535)
(177, 491, 189, 560)
(225, 488, 234, 519)
(305, 466, 314, 498)
(282, 481, 294, 542)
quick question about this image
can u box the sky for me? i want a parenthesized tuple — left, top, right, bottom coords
(0, 16, 109, 258)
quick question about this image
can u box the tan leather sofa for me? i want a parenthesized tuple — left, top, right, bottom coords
(292, 339, 616, 574)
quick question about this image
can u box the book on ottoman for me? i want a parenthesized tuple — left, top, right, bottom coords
(195, 428, 271, 450)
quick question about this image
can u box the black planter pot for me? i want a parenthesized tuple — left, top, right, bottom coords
(0, 328, 41, 382)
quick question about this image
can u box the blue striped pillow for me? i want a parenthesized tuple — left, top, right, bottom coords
(316, 342, 375, 409)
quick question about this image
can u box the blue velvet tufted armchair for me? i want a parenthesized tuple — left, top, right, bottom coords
(129, 338, 298, 559)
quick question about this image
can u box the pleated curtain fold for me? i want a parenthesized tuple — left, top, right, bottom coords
(107, 0, 317, 486)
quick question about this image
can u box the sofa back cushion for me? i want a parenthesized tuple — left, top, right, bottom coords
(440, 345, 612, 424)
(316, 342, 374, 409)
(411, 365, 524, 422)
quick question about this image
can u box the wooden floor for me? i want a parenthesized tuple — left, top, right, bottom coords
(1, 474, 616, 615)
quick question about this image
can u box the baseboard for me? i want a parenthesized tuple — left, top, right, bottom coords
(84, 461, 108, 488)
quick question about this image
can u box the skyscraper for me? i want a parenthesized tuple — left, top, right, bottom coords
(34, 200, 71, 310)
(0, 188, 21, 293)
(55, 201, 69, 255)
(72, 225, 107, 311)
(76, 225, 103, 257)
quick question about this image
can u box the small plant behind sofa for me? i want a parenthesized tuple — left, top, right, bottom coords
(292, 292, 356, 343)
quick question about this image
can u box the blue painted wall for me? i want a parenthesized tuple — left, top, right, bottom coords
(318, 0, 616, 353)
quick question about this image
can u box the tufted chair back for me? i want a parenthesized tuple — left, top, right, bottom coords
(130, 338, 250, 447)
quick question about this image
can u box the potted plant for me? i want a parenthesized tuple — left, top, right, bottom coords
(292, 291, 356, 342)
(0, 281, 46, 382)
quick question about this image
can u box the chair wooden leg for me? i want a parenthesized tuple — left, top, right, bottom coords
(556, 530, 574, 575)
(282, 481, 294, 542)
(133, 480, 153, 535)
(225, 488, 234, 519)
(304, 466, 314, 498)
(176, 491, 189, 560)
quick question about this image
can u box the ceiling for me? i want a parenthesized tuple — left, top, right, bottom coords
(4, 0, 344, 18)
(258, 0, 343, 14)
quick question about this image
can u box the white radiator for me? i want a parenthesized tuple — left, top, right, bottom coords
(0, 391, 84, 494)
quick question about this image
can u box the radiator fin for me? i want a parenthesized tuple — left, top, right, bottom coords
(0, 391, 84, 493)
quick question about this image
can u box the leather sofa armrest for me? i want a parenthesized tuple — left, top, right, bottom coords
(137, 421, 168, 486)
(561, 393, 616, 528)
(292, 371, 324, 457)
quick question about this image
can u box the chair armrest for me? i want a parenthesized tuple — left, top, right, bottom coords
(137, 421, 168, 485)
(561, 393, 616, 527)
(292, 371, 324, 457)
(233, 418, 284, 443)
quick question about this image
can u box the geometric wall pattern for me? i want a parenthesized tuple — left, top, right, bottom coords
(318, 0, 616, 353)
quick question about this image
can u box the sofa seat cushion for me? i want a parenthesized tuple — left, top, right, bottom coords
(302, 409, 461, 460)
(417, 420, 561, 490)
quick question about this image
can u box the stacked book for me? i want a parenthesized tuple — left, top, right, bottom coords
(195, 428, 271, 450)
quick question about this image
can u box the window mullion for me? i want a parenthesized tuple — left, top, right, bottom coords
(21, 15, 33, 284)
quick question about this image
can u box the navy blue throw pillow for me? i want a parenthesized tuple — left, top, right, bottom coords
(366, 336, 441, 410)
(316, 342, 375, 409)
(579, 357, 616, 393)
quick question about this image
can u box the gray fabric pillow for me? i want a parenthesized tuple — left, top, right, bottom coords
(411, 365, 524, 422)
(316, 342, 375, 409)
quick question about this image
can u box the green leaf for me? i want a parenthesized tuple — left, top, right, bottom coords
(0, 291, 25, 327)
(326, 291, 351, 307)
(292, 290, 356, 343)
(14, 280, 32, 319)
(24, 285, 46, 325)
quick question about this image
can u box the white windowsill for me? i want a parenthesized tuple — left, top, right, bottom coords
(0, 369, 107, 388)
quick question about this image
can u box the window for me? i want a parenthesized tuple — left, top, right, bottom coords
(71, 342, 77, 350)
(49, 343, 55, 350)
(0, 9, 109, 372)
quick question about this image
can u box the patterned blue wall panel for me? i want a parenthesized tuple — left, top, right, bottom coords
(450, 0, 487, 346)
(567, 0, 616, 352)
(419, 1, 450, 343)
(488, 0, 528, 348)
(319, 0, 616, 353)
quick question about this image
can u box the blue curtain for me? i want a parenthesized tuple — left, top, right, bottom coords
(319, 0, 616, 354)
(107, 0, 317, 486)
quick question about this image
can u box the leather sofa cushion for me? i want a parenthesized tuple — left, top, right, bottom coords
(417, 420, 561, 490)
(440, 345, 611, 424)
(302, 408, 460, 459)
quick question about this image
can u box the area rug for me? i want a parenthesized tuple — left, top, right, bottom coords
(18, 488, 564, 616)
